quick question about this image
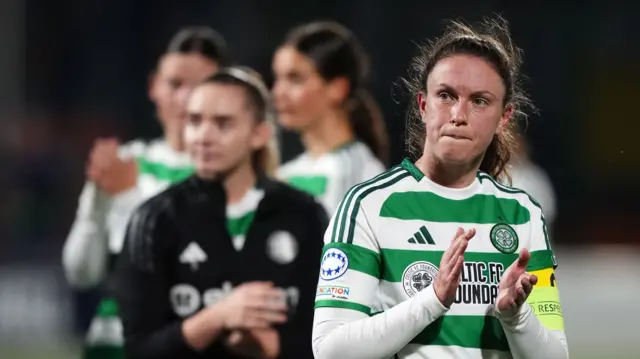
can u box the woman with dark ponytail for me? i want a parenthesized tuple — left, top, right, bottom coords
(272, 21, 389, 215)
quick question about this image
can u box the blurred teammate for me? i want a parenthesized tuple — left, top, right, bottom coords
(62, 27, 230, 359)
(509, 131, 557, 228)
(114, 67, 326, 359)
(311, 16, 569, 359)
(272, 21, 388, 215)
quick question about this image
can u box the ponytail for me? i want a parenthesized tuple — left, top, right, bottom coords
(348, 90, 389, 166)
(283, 22, 388, 165)
(254, 118, 281, 177)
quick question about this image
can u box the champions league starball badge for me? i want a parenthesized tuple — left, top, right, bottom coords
(320, 248, 349, 281)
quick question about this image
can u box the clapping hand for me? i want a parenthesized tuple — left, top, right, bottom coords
(86, 138, 137, 195)
(433, 228, 476, 308)
(219, 281, 288, 330)
(496, 248, 538, 316)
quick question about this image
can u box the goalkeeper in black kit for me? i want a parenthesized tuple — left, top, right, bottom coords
(113, 67, 327, 359)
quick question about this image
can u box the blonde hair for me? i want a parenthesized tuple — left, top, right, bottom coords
(256, 123, 280, 177)
(209, 66, 281, 176)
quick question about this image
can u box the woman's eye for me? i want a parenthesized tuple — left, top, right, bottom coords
(438, 92, 454, 101)
(473, 98, 489, 106)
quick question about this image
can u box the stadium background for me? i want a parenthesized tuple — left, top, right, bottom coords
(1, 0, 638, 358)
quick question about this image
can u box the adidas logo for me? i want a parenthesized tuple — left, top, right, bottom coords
(407, 226, 435, 245)
(179, 242, 208, 271)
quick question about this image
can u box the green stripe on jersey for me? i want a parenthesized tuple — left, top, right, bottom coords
(95, 298, 119, 318)
(331, 166, 408, 244)
(286, 175, 328, 196)
(322, 242, 380, 278)
(315, 299, 371, 315)
(227, 212, 255, 237)
(411, 315, 509, 351)
(84, 346, 125, 359)
(136, 158, 194, 182)
(381, 249, 554, 282)
(379, 192, 531, 225)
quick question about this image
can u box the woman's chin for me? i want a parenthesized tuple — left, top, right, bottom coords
(438, 147, 473, 165)
(438, 139, 474, 165)
(277, 113, 313, 132)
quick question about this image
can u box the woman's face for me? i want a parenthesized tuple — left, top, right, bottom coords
(419, 54, 512, 167)
(149, 53, 219, 137)
(272, 46, 336, 132)
(184, 83, 270, 177)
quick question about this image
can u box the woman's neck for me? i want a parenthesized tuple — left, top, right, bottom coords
(301, 111, 354, 158)
(416, 152, 481, 189)
(164, 127, 184, 153)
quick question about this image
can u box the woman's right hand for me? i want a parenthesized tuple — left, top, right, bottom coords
(218, 281, 289, 330)
(433, 228, 476, 308)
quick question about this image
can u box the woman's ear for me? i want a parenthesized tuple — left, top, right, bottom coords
(250, 120, 272, 151)
(497, 105, 513, 133)
(327, 77, 350, 105)
(148, 71, 159, 103)
(417, 91, 428, 124)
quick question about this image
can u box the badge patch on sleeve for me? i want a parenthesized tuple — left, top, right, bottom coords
(527, 268, 564, 331)
(320, 248, 349, 281)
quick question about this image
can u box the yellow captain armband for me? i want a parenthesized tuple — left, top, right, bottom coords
(526, 268, 564, 331)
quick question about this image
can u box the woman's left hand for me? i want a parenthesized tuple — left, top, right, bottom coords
(496, 248, 538, 315)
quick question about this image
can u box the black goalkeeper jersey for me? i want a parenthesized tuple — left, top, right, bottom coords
(112, 174, 327, 359)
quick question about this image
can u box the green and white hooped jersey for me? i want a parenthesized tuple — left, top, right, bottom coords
(315, 159, 558, 359)
(102, 138, 193, 254)
(277, 141, 385, 217)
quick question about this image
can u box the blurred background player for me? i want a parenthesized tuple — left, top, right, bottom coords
(114, 67, 326, 359)
(509, 130, 557, 229)
(62, 26, 230, 359)
(273, 21, 389, 215)
(311, 16, 568, 359)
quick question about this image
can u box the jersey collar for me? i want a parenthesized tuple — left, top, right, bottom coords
(401, 158, 482, 200)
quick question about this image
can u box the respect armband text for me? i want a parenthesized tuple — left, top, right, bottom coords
(527, 268, 564, 331)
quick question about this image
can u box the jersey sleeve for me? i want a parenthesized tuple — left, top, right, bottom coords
(106, 139, 150, 253)
(113, 200, 194, 359)
(314, 196, 381, 316)
(525, 204, 564, 332)
(117, 139, 146, 160)
(62, 181, 110, 288)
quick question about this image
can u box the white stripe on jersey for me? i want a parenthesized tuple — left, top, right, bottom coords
(277, 141, 385, 216)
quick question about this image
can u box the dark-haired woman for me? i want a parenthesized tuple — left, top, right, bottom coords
(272, 21, 389, 215)
(311, 16, 569, 359)
(62, 26, 230, 359)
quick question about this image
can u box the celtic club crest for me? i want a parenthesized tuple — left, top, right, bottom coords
(490, 223, 519, 254)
